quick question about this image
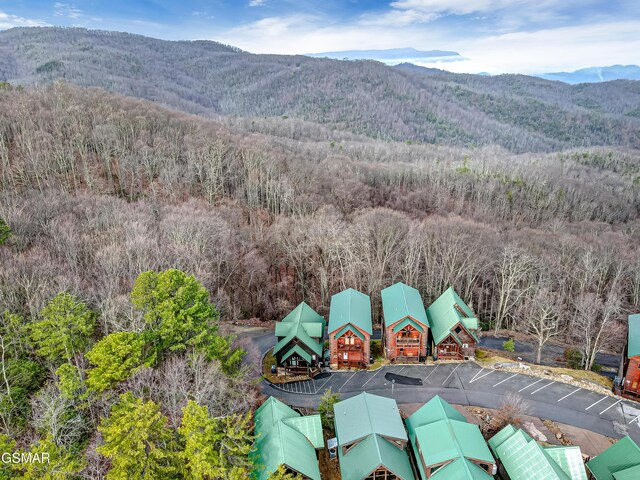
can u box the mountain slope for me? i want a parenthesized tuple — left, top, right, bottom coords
(539, 65, 640, 84)
(0, 27, 639, 153)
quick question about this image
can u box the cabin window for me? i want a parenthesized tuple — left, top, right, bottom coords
(463, 343, 468, 348)
(455, 325, 462, 334)
(344, 336, 355, 345)
(343, 352, 348, 360)
(290, 358, 298, 366)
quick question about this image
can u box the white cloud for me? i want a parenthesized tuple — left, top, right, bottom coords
(0, 10, 49, 29)
(218, 13, 640, 75)
(249, 0, 266, 6)
(54, 3, 83, 19)
(389, 0, 518, 15)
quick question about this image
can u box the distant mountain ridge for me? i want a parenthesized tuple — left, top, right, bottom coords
(537, 65, 640, 84)
(306, 47, 462, 63)
(0, 27, 638, 153)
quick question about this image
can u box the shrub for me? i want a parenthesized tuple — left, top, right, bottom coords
(503, 338, 515, 352)
(564, 348, 584, 369)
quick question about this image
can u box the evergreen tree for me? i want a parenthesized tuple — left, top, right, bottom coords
(97, 392, 176, 480)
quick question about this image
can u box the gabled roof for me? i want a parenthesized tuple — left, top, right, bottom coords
(338, 433, 415, 480)
(334, 392, 407, 446)
(334, 392, 414, 480)
(426, 287, 479, 345)
(273, 302, 325, 358)
(329, 288, 372, 335)
(280, 344, 312, 364)
(587, 436, 640, 480)
(392, 317, 426, 333)
(490, 425, 587, 480)
(381, 282, 428, 328)
(334, 323, 365, 341)
(252, 397, 323, 480)
(406, 395, 494, 480)
(612, 464, 640, 480)
(628, 314, 640, 358)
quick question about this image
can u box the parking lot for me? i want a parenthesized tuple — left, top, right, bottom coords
(267, 362, 640, 443)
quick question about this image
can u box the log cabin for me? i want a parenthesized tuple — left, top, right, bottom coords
(273, 302, 325, 377)
(251, 396, 324, 480)
(620, 314, 640, 399)
(406, 395, 495, 479)
(333, 392, 415, 480)
(328, 288, 372, 369)
(426, 287, 479, 360)
(381, 282, 429, 363)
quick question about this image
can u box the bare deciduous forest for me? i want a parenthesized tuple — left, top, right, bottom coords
(0, 27, 639, 479)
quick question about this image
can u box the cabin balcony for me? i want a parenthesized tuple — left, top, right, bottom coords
(337, 344, 363, 351)
(396, 337, 421, 346)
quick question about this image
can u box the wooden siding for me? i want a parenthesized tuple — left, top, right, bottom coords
(329, 327, 370, 369)
(384, 317, 427, 363)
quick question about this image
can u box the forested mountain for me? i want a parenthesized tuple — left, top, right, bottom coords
(0, 79, 639, 477)
(1, 27, 639, 153)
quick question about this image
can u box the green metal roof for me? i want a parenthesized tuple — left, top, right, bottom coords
(490, 426, 588, 480)
(545, 446, 588, 480)
(334, 392, 408, 446)
(338, 433, 415, 480)
(282, 415, 324, 449)
(628, 314, 640, 358)
(334, 324, 365, 341)
(328, 288, 373, 335)
(334, 393, 414, 480)
(381, 282, 428, 328)
(252, 397, 323, 480)
(426, 287, 479, 345)
(280, 344, 312, 364)
(613, 464, 640, 480)
(430, 458, 494, 480)
(406, 395, 494, 480)
(392, 317, 426, 333)
(273, 302, 325, 358)
(587, 436, 640, 480)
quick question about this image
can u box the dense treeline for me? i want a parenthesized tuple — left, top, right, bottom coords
(1, 27, 639, 153)
(0, 83, 639, 476)
(1, 83, 638, 342)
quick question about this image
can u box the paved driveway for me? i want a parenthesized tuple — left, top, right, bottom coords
(247, 332, 640, 444)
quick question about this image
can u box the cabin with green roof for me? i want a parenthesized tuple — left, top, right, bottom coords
(333, 392, 416, 480)
(273, 302, 325, 377)
(489, 425, 587, 480)
(426, 287, 479, 360)
(405, 395, 495, 479)
(586, 435, 640, 480)
(328, 288, 373, 369)
(251, 396, 324, 480)
(381, 282, 429, 363)
(620, 314, 640, 399)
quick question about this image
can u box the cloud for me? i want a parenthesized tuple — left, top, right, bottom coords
(54, 3, 83, 19)
(249, 0, 266, 6)
(0, 11, 49, 29)
(389, 0, 516, 15)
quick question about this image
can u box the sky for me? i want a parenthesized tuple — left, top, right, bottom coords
(0, 1, 639, 74)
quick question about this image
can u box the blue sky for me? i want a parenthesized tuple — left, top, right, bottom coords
(1, 1, 639, 74)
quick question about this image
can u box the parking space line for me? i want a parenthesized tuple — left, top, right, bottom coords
(470, 370, 493, 384)
(442, 364, 462, 385)
(599, 399, 622, 415)
(305, 381, 311, 394)
(558, 388, 581, 402)
(423, 365, 439, 382)
(338, 372, 358, 392)
(361, 370, 381, 388)
(314, 374, 333, 394)
(530, 381, 555, 394)
(628, 414, 640, 425)
(585, 397, 608, 411)
(492, 373, 518, 388)
(469, 368, 486, 383)
(518, 378, 544, 392)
